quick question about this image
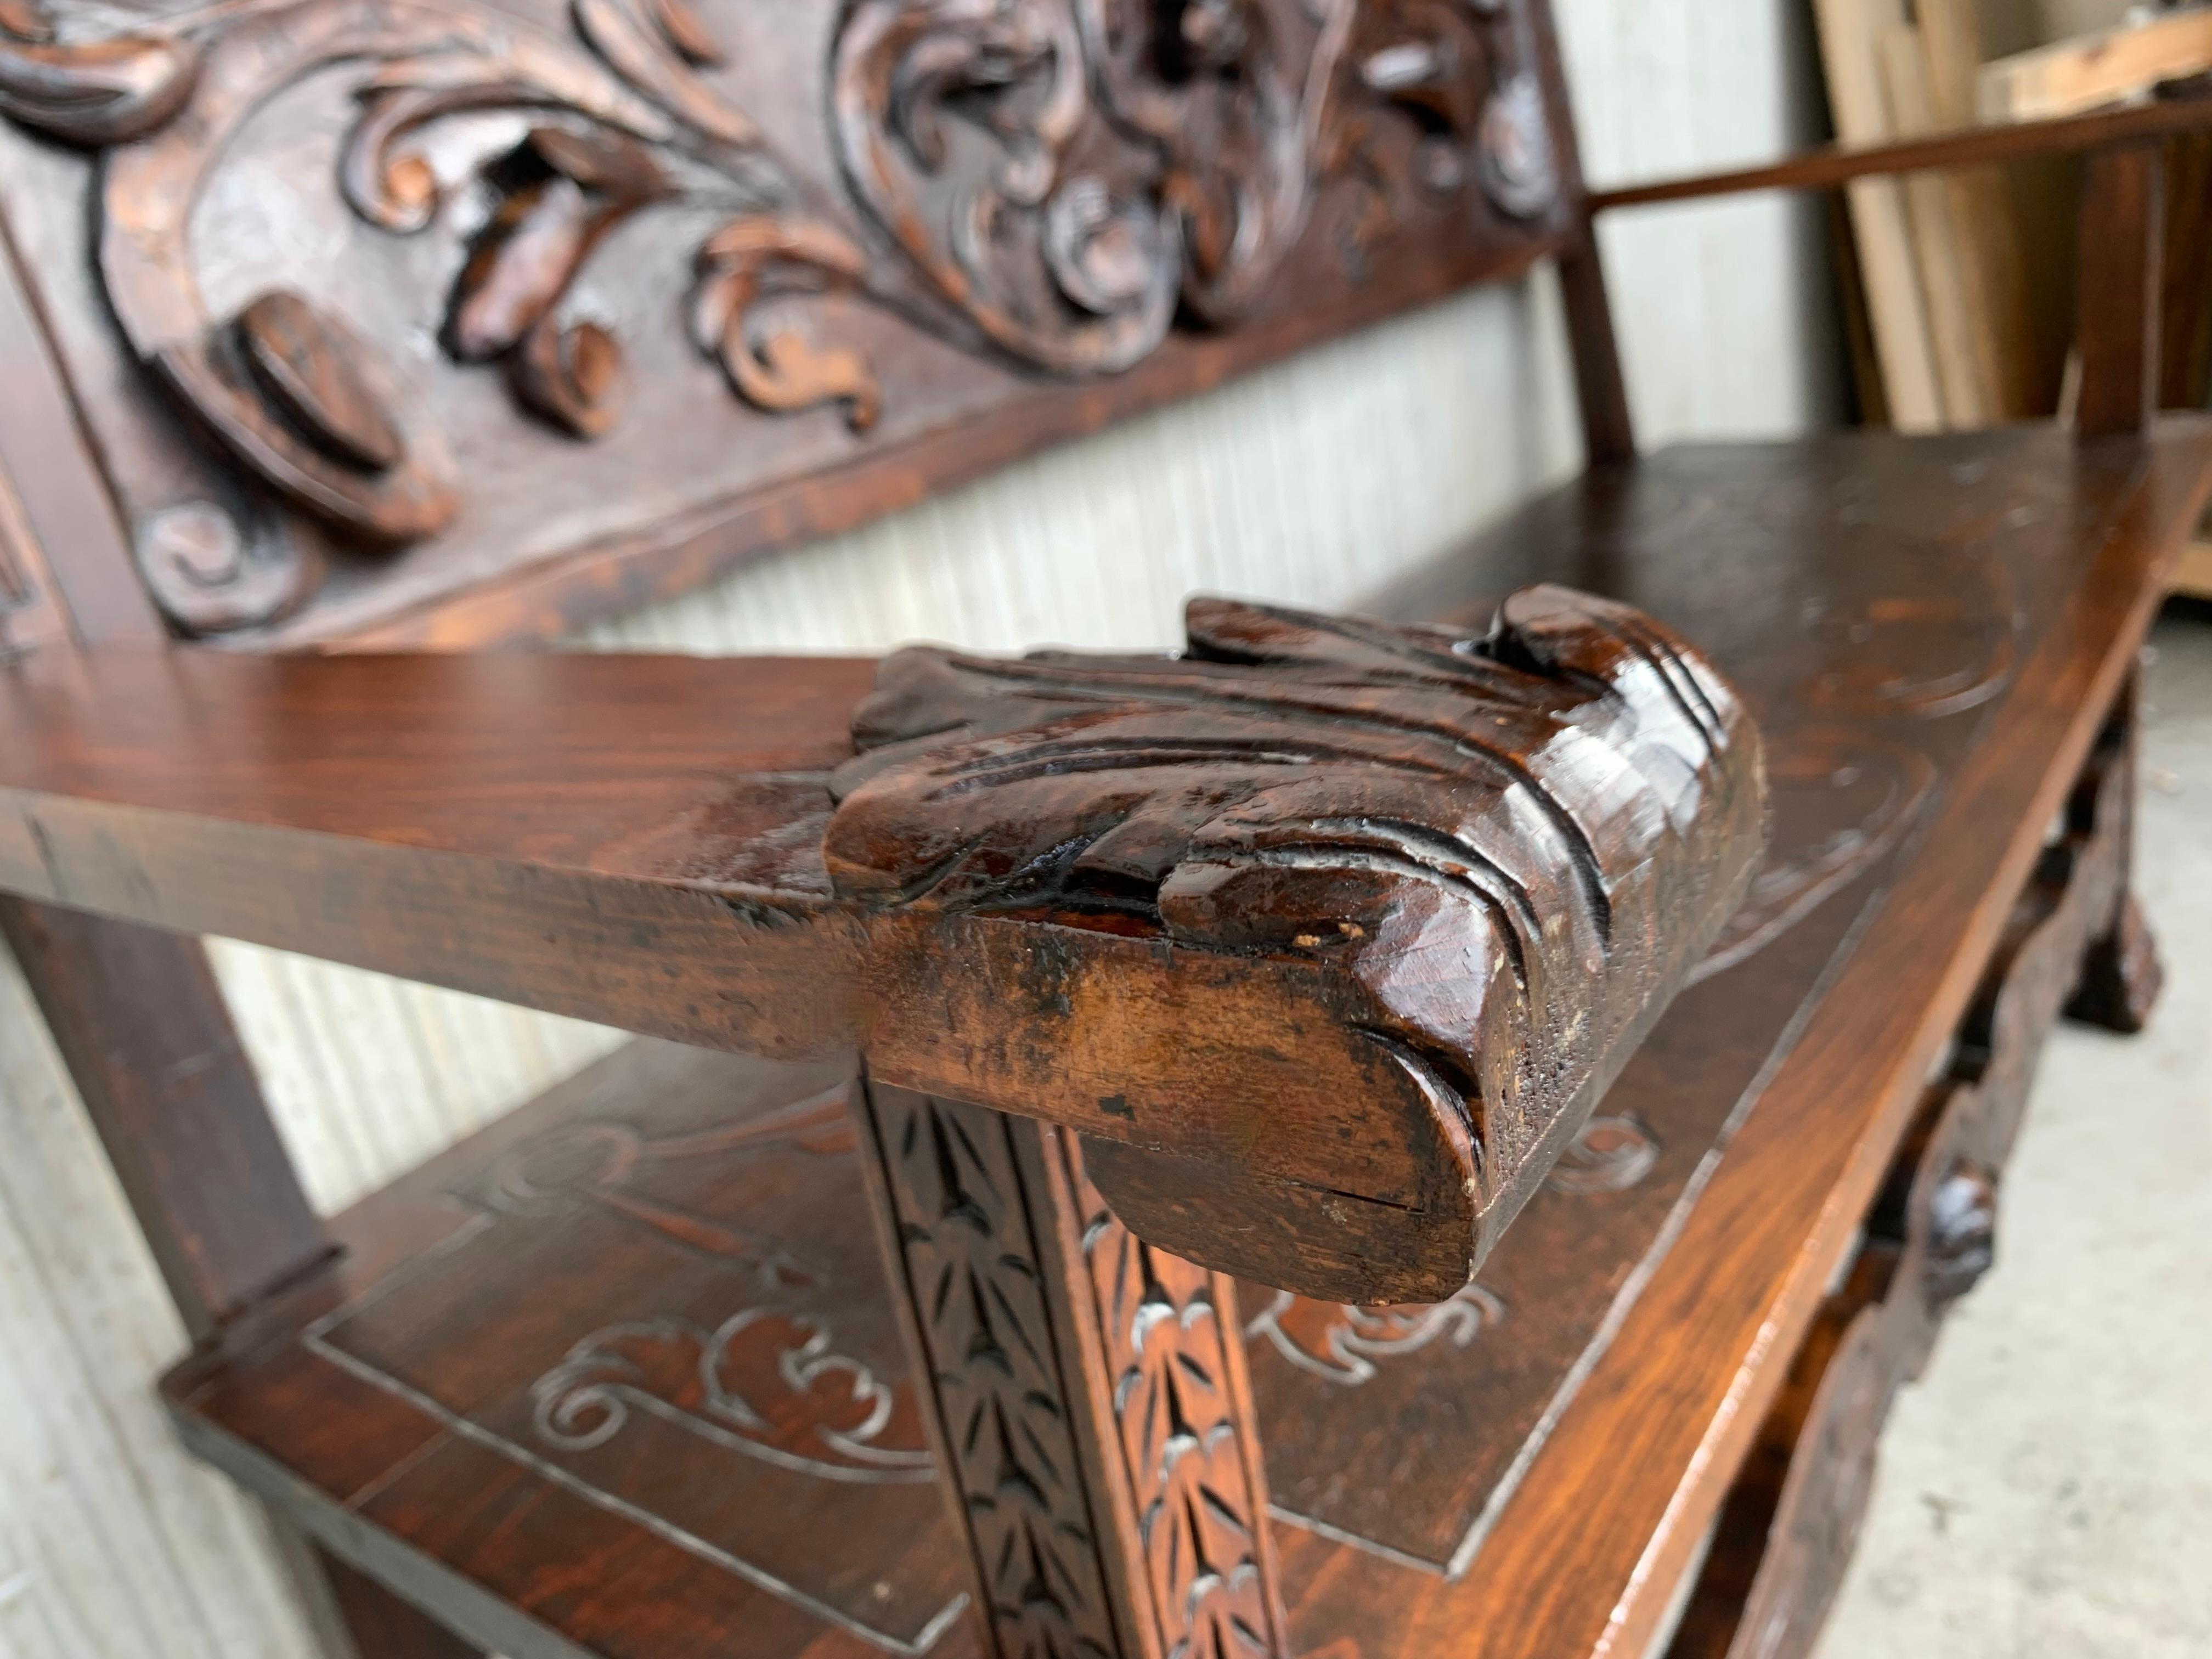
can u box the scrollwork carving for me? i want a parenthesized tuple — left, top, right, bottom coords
(9, 0, 885, 631)
(1245, 1280, 1504, 1385)
(531, 1310, 938, 1483)
(0, 1, 198, 144)
(1317, 0, 1555, 270)
(1545, 1112, 1658, 1194)
(3, 0, 1566, 634)
(691, 217, 885, 428)
(832, 0, 1185, 375)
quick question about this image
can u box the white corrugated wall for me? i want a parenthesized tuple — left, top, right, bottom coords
(0, 2, 1834, 1652)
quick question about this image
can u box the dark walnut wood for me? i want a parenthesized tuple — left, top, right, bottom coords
(857, 1085, 1284, 1659)
(0, 582, 1763, 1305)
(1663, 686, 2151, 1659)
(1586, 95, 2212, 212)
(120, 422, 2210, 1659)
(1242, 422, 2209, 1659)
(0, 0, 1578, 644)
(166, 1040, 981, 1659)
(2075, 144, 2166, 441)
(828, 588, 1764, 1302)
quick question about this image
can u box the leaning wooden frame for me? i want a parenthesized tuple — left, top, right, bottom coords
(0, 5, 2204, 1659)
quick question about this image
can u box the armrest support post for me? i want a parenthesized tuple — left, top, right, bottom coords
(1559, 223, 1638, 466)
(855, 1082, 1288, 1659)
(2075, 144, 2167, 440)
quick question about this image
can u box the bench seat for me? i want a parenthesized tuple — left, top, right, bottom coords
(136, 417, 2212, 1659)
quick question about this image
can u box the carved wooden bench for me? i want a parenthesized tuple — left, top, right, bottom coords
(0, 4, 2204, 1658)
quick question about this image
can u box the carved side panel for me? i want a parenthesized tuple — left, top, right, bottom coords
(857, 1083, 1284, 1659)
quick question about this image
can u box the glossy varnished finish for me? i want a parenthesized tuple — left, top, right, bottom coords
(0, 580, 1763, 1306)
(0, 226, 474, 1654)
(166, 1040, 982, 1659)
(1269, 421, 2212, 1659)
(829, 591, 1763, 1301)
(0, 0, 1583, 646)
(86, 420, 2212, 1659)
(1663, 693, 2153, 1659)
(0, 6, 2192, 1652)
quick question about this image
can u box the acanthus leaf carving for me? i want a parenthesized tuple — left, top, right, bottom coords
(827, 587, 1764, 1293)
(3, 0, 1567, 635)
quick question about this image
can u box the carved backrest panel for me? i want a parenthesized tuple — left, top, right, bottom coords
(0, 0, 1580, 646)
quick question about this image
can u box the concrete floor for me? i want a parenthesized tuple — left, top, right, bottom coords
(1815, 606, 2212, 1658)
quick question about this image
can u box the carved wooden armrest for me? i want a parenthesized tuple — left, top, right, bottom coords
(0, 584, 1761, 1304)
(826, 584, 1766, 1302)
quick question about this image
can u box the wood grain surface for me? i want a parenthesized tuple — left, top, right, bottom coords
(1590, 95, 2212, 211)
(0, 578, 1767, 1304)
(146, 420, 2212, 1659)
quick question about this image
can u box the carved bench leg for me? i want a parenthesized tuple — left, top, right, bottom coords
(854, 1081, 1288, 1659)
(2064, 676, 2165, 1034)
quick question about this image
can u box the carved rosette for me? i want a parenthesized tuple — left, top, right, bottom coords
(828, 586, 1765, 1300)
(0, 0, 1566, 633)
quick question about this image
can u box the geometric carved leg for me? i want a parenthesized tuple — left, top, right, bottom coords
(855, 1082, 1288, 1659)
(2064, 677, 2165, 1034)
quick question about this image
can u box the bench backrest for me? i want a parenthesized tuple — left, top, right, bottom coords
(0, 0, 1609, 653)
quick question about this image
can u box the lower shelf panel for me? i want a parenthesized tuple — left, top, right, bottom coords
(165, 1040, 979, 1659)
